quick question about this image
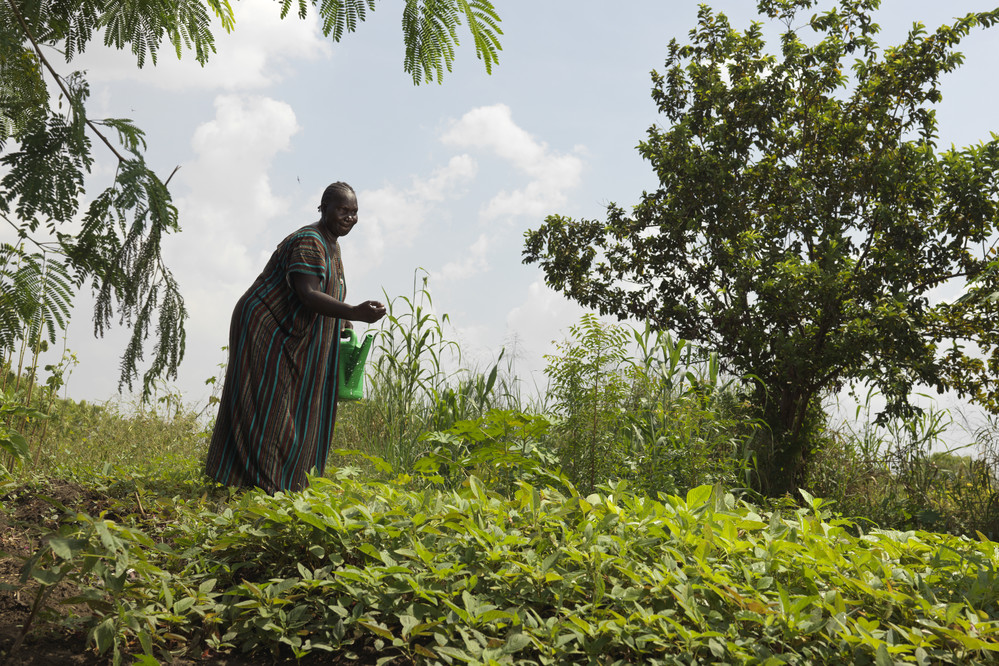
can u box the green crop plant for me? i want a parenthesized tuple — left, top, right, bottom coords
(416, 408, 560, 493)
(619, 324, 759, 499)
(10, 469, 999, 664)
(544, 314, 757, 498)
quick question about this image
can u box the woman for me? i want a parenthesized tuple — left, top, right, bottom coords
(206, 181, 386, 493)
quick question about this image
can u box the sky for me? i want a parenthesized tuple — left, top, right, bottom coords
(11, 1, 999, 438)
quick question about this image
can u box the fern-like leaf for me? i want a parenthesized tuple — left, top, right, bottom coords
(82, 158, 187, 395)
(94, 117, 148, 154)
(456, 0, 502, 74)
(314, 0, 375, 41)
(279, 0, 310, 21)
(0, 246, 75, 360)
(0, 111, 90, 228)
(402, 0, 460, 85)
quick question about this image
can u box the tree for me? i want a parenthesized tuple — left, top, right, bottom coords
(545, 313, 631, 493)
(523, 0, 999, 495)
(0, 0, 502, 396)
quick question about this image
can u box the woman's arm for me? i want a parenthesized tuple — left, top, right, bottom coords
(292, 273, 386, 323)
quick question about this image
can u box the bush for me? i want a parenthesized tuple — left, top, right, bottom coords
(545, 315, 757, 498)
(806, 395, 999, 538)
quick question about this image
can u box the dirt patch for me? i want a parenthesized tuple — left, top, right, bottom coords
(0, 479, 116, 665)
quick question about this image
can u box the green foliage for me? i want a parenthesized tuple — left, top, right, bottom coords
(808, 391, 999, 539)
(273, 0, 502, 84)
(0, 371, 207, 481)
(417, 408, 560, 492)
(402, 0, 503, 84)
(544, 314, 756, 497)
(0, 244, 74, 357)
(545, 313, 632, 493)
(10, 507, 166, 666)
(620, 324, 759, 498)
(0, 390, 42, 470)
(36, 396, 208, 475)
(10, 469, 999, 664)
(335, 270, 519, 473)
(9, 311, 999, 662)
(524, 0, 999, 496)
(0, 0, 195, 396)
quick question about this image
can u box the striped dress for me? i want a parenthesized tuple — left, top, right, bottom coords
(205, 226, 345, 494)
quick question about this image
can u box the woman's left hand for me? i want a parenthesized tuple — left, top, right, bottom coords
(353, 300, 387, 324)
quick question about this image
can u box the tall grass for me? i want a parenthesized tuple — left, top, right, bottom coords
(2, 355, 208, 481)
(332, 285, 756, 500)
(331, 270, 522, 474)
(807, 389, 999, 538)
(543, 314, 757, 497)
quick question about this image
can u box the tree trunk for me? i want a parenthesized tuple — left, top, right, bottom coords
(753, 384, 821, 497)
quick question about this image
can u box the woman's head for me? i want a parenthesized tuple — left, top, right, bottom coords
(319, 181, 358, 238)
(319, 182, 355, 214)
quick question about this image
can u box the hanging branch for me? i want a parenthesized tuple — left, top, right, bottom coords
(5, 0, 128, 164)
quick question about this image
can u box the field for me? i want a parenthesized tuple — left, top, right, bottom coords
(3, 296, 999, 665)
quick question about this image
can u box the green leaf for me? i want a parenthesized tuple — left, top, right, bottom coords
(93, 617, 115, 653)
(358, 621, 393, 640)
(503, 632, 533, 654)
(30, 567, 62, 585)
(685, 485, 712, 509)
(48, 537, 87, 560)
(0, 432, 29, 461)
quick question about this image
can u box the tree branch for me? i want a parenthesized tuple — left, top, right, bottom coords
(6, 0, 129, 164)
(0, 213, 61, 254)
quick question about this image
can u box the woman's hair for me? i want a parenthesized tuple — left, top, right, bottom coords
(318, 181, 355, 212)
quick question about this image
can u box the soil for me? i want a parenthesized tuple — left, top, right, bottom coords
(0, 478, 120, 665)
(0, 478, 407, 666)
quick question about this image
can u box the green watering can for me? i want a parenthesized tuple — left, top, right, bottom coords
(338, 328, 375, 401)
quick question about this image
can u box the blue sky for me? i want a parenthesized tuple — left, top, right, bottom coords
(21, 1, 999, 427)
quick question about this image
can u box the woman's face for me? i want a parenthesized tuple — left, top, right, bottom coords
(322, 191, 358, 237)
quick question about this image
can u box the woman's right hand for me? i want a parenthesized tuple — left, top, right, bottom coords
(353, 300, 387, 323)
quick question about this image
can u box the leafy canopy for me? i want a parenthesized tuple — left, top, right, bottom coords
(524, 0, 999, 489)
(0, 0, 502, 395)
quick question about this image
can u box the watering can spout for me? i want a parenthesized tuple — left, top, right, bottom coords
(338, 328, 375, 401)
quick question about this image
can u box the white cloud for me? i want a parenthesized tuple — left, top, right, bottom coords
(504, 278, 592, 382)
(74, 0, 331, 91)
(441, 104, 584, 221)
(0, 95, 303, 403)
(437, 233, 491, 282)
(349, 155, 478, 277)
(411, 154, 478, 202)
(167, 94, 300, 281)
(139, 94, 301, 398)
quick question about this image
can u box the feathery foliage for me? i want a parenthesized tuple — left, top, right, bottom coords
(280, 0, 373, 39)
(402, 0, 502, 84)
(0, 244, 75, 363)
(0, 0, 221, 395)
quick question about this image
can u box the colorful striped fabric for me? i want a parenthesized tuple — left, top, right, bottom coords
(205, 226, 345, 494)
